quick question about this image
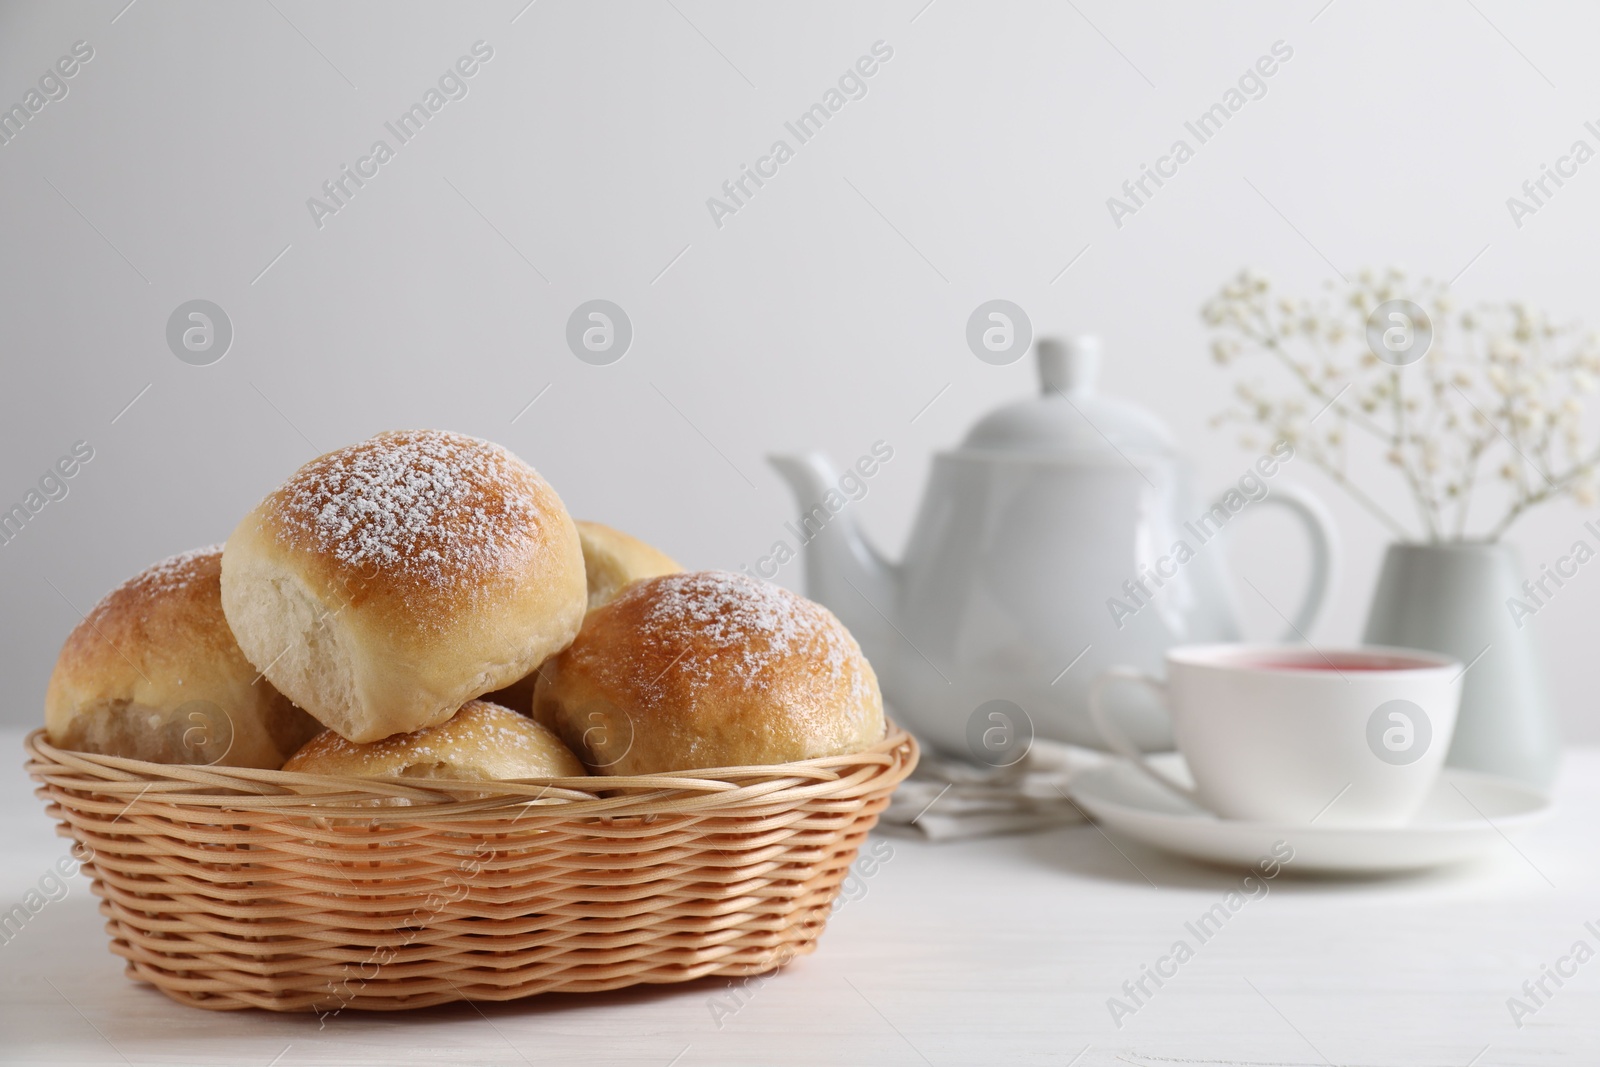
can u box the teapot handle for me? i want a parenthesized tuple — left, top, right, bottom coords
(1235, 482, 1341, 641)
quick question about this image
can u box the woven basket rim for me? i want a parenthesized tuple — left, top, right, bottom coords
(25, 722, 918, 819)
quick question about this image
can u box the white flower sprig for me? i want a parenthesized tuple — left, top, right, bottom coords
(1203, 267, 1600, 542)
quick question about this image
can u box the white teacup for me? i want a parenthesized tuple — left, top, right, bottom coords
(1089, 644, 1462, 827)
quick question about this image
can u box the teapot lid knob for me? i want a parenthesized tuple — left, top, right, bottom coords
(1037, 335, 1100, 396)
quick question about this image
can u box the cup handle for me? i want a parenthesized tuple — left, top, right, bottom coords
(1088, 667, 1200, 805)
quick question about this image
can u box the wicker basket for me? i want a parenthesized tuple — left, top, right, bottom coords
(24, 724, 917, 1013)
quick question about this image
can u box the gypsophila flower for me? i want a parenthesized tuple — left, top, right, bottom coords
(1202, 267, 1600, 541)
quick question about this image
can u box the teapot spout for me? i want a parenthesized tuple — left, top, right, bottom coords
(767, 452, 901, 675)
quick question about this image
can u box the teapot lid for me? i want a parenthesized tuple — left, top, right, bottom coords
(956, 335, 1177, 459)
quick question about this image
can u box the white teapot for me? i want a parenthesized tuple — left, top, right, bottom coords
(770, 336, 1339, 757)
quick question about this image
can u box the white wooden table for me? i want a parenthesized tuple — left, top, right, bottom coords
(2, 727, 1594, 1065)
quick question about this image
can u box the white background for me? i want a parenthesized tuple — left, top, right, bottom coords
(3, 0, 1599, 739)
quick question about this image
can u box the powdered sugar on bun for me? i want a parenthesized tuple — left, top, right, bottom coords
(221, 430, 588, 744)
(45, 546, 322, 769)
(634, 570, 865, 703)
(533, 570, 885, 775)
(96, 544, 223, 605)
(271, 429, 551, 597)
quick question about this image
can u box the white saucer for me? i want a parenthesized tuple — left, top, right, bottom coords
(1069, 753, 1554, 874)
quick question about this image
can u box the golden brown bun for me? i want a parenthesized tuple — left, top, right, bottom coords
(575, 520, 682, 610)
(282, 700, 586, 781)
(221, 430, 587, 743)
(484, 521, 682, 713)
(44, 547, 322, 769)
(533, 570, 884, 775)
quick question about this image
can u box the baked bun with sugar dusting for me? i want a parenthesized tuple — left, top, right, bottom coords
(221, 430, 587, 743)
(45, 546, 322, 768)
(282, 700, 586, 781)
(532, 570, 884, 775)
